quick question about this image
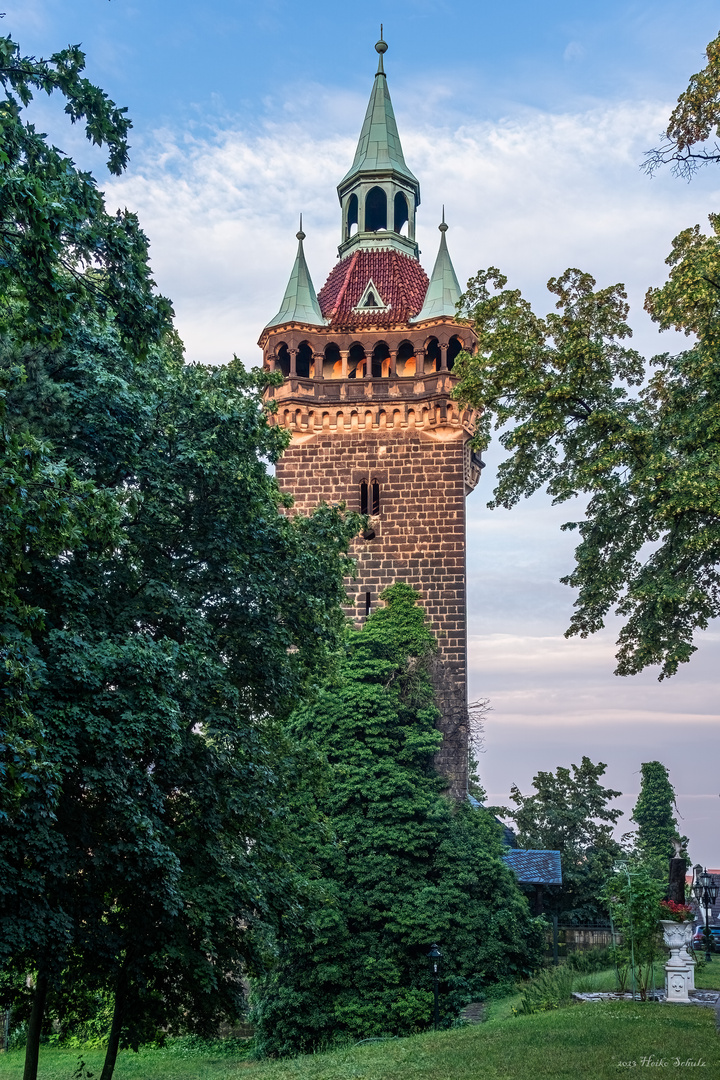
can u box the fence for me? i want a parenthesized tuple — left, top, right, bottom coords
(544, 920, 618, 962)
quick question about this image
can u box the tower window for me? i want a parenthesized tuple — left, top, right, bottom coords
(348, 342, 366, 378)
(365, 591, 372, 617)
(371, 341, 389, 378)
(371, 480, 380, 516)
(360, 480, 368, 515)
(365, 186, 387, 231)
(296, 341, 313, 378)
(347, 193, 358, 237)
(394, 191, 409, 234)
(277, 344, 292, 378)
(426, 337, 441, 372)
(448, 335, 463, 371)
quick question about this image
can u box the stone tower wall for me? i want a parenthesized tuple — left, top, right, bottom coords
(275, 415, 472, 797)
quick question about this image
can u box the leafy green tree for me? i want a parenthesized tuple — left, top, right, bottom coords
(645, 28, 720, 178)
(602, 861, 665, 1000)
(1, 321, 359, 1080)
(252, 584, 544, 1056)
(0, 31, 360, 1080)
(631, 761, 688, 869)
(453, 247, 720, 678)
(502, 757, 623, 923)
(0, 33, 171, 347)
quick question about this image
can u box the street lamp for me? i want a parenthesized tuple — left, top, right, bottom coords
(427, 944, 442, 1030)
(692, 867, 719, 963)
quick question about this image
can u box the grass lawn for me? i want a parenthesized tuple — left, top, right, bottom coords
(0, 999, 718, 1080)
(570, 960, 720, 994)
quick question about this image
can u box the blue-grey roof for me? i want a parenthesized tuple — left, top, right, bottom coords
(264, 225, 326, 331)
(503, 850, 562, 885)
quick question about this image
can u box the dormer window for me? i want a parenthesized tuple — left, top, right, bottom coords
(354, 278, 391, 314)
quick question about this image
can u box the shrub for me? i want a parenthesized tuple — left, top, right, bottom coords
(514, 967, 574, 1015)
(566, 948, 613, 974)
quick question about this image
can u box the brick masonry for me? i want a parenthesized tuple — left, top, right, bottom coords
(275, 416, 473, 798)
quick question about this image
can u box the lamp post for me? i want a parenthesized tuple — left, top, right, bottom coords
(692, 867, 719, 963)
(427, 943, 442, 1030)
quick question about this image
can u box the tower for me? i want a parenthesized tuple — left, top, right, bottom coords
(259, 35, 481, 798)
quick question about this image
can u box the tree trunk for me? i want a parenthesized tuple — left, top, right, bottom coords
(23, 971, 48, 1080)
(99, 969, 127, 1080)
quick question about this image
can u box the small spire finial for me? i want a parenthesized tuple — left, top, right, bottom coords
(297, 213, 305, 241)
(375, 24, 388, 73)
(439, 205, 448, 233)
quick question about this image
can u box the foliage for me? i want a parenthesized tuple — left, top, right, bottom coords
(0, 33, 171, 347)
(0, 319, 360, 1070)
(499, 757, 623, 923)
(251, 585, 544, 1056)
(603, 862, 665, 1000)
(0, 35, 173, 1046)
(453, 241, 720, 677)
(513, 966, 573, 1015)
(0, 29, 362, 1078)
(644, 29, 720, 178)
(631, 761, 688, 869)
(565, 947, 613, 973)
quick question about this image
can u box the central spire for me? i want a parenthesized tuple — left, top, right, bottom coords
(337, 35, 420, 260)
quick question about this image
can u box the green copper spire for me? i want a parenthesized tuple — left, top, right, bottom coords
(265, 216, 326, 330)
(411, 210, 462, 322)
(340, 33, 419, 190)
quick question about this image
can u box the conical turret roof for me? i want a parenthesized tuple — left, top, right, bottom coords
(411, 215, 462, 322)
(264, 221, 326, 330)
(340, 42, 419, 192)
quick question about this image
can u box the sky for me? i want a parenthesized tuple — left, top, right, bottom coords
(9, 0, 720, 861)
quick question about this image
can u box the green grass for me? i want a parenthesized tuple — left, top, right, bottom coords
(1, 1000, 718, 1080)
(570, 961, 720, 994)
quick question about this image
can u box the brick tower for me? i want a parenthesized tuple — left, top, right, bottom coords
(259, 35, 481, 798)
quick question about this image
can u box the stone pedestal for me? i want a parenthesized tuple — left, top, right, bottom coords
(662, 920, 695, 1003)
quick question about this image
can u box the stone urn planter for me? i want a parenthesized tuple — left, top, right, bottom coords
(661, 919, 695, 1001)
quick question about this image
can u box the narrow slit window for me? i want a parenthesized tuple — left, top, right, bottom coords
(360, 480, 368, 515)
(365, 591, 372, 617)
(371, 480, 380, 516)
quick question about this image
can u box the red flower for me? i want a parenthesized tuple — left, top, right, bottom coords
(659, 900, 694, 922)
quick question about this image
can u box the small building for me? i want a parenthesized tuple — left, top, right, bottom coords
(503, 849, 562, 915)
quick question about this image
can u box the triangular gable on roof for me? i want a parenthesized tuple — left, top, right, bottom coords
(353, 277, 391, 313)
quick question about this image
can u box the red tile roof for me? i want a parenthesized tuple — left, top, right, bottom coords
(318, 249, 429, 331)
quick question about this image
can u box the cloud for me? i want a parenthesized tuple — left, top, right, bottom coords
(102, 95, 720, 367)
(563, 41, 586, 63)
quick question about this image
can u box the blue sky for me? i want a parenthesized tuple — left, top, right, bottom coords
(9, 1, 720, 860)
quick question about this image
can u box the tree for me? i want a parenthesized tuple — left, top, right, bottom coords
(631, 761, 688, 869)
(501, 757, 624, 923)
(252, 584, 544, 1056)
(644, 29, 720, 178)
(1, 319, 360, 1079)
(602, 861, 665, 1000)
(0, 31, 360, 1080)
(0, 33, 171, 347)
(453, 250, 720, 678)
